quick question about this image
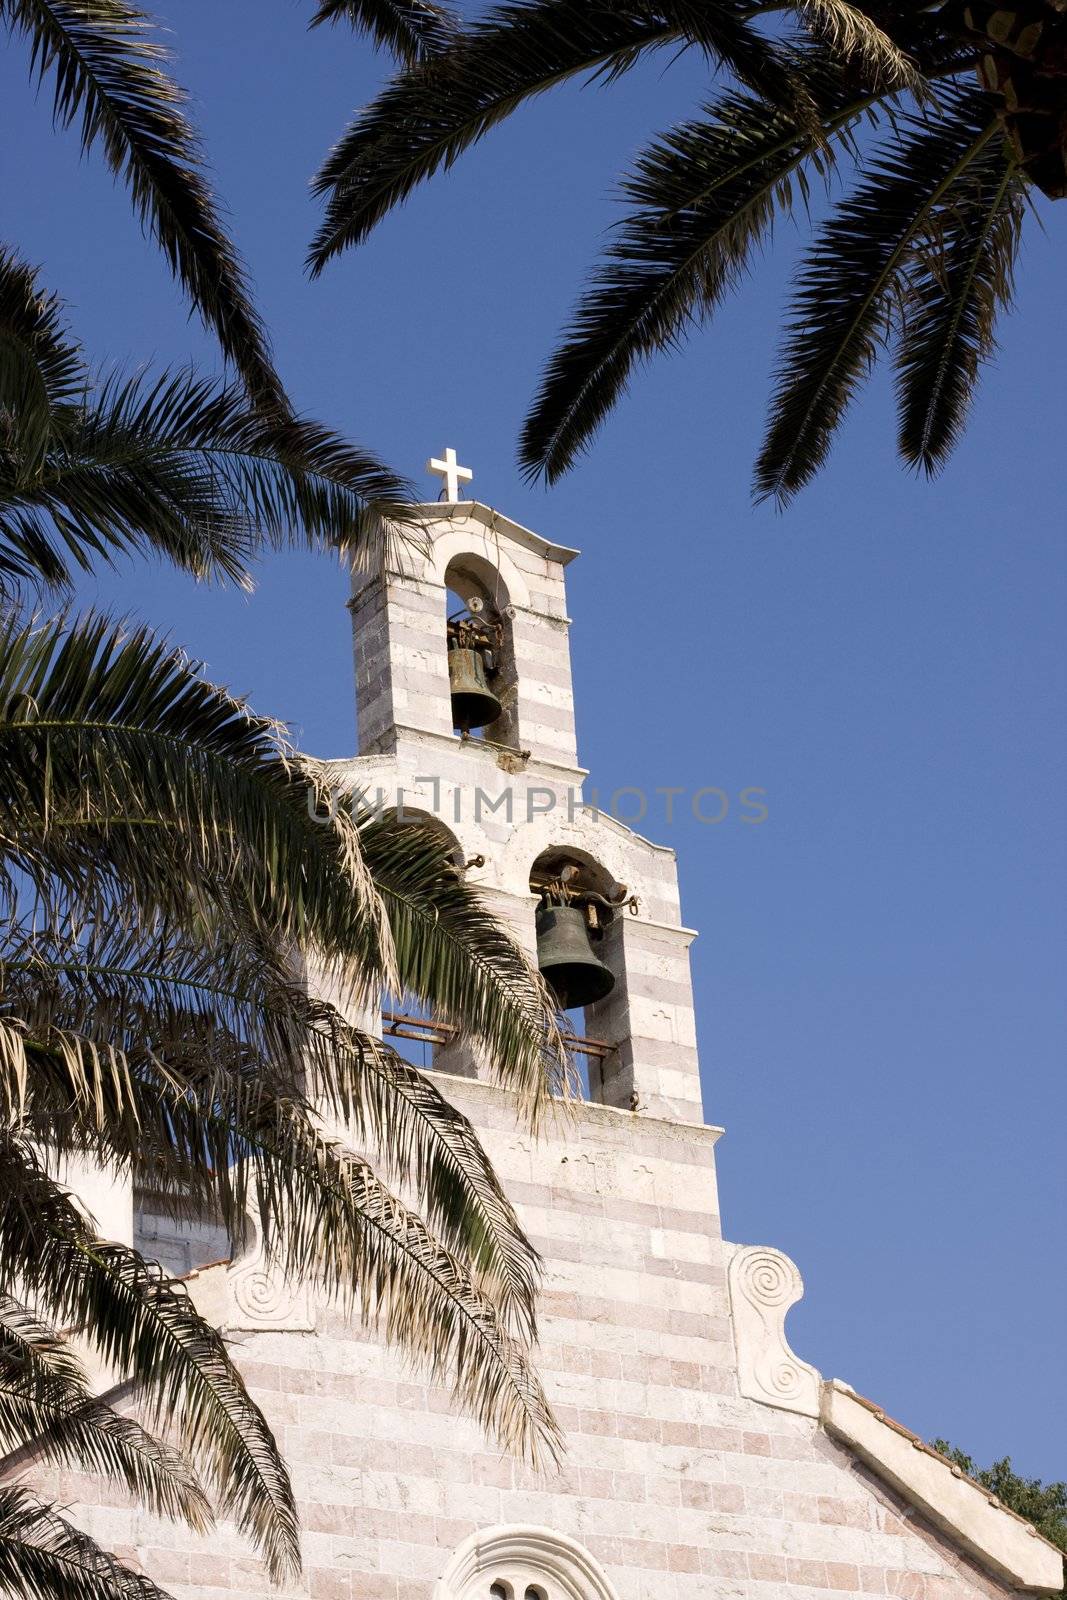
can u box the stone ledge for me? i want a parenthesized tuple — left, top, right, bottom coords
(434, 1066, 724, 1149)
(821, 1380, 1064, 1594)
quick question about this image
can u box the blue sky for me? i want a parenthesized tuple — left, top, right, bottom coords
(3, 4, 1064, 1478)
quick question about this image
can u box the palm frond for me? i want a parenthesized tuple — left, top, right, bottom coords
(310, 0, 460, 62)
(1, 365, 411, 593)
(0, 918, 543, 1339)
(755, 87, 1000, 503)
(308, 0, 686, 270)
(521, 55, 885, 480)
(0, 1295, 87, 1389)
(0, 250, 412, 595)
(356, 808, 567, 1117)
(0, 1298, 212, 1530)
(238, 1135, 561, 1465)
(0, 1485, 175, 1600)
(307, 1018, 542, 1338)
(0, 1141, 299, 1581)
(894, 146, 1022, 472)
(796, 0, 920, 89)
(0, 612, 391, 977)
(0, 0, 284, 412)
(0, 247, 84, 486)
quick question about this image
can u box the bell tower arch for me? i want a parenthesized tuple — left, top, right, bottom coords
(342, 473, 703, 1124)
(349, 501, 579, 771)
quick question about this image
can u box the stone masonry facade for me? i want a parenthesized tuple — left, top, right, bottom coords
(31, 500, 1062, 1600)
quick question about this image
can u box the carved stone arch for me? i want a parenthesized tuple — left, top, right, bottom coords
(428, 529, 532, 611)
(498, 811, 636, 903)
(380, 802, 464, 869)
(433, 1525, 621, 1600)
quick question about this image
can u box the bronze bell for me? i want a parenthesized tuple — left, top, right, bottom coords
(448, 646, 502, 731)
(535, 903, 616, 1010)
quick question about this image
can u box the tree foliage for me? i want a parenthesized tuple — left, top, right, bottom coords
(932, 1441, 1067, 1596)
(0, 237, 566, 1600)
(306, 0, 1060, 498)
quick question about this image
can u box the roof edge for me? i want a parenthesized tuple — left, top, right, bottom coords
(398, 500, 580, 566)
(822, 1380, 1064, 1594)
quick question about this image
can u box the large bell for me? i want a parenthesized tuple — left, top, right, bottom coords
(535, 903, 616, 1010)
(448, 647, 502, 731)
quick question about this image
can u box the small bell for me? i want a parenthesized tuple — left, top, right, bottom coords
(535, 903, 616, 1009)
(448, 646, 502, 731)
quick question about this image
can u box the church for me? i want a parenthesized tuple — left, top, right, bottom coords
(56, 459, 1062, 1600)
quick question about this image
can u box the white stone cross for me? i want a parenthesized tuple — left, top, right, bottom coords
(427, 446, 473, 503)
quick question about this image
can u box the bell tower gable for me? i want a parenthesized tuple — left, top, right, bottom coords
(341, 472, 704, 1124)
(350, 502, 580, 774)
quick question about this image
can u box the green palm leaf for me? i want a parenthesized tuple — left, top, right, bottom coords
(894, 145, 1022, 472)
(308, 0, 692, 270)
(755, 87, 1000, 503)
(356, 809, 567, 1113)
(0, 1485, 175, 1600)
(520, 54, 886, 480)
(0, 611, 390, 971)
(0, 613, 560, 1104)
(0, 253, 412, 594)
(0, 249, 85, 485)
(308, 0, 1028, 488)
(5, 368, 410, 592)
(0, 0, 283, 413)
(0, 1141, 299, 1580)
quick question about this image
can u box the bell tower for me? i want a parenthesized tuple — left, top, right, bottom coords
(341, 456, 703, 1124)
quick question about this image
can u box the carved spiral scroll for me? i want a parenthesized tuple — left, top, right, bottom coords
(733, 1247, 797, 1309)
(225, 1210, 313, 1333)
(727, 1243, 821, 1418)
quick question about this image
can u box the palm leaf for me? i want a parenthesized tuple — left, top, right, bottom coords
(0, 0, 284, 413)
(0, 1141, 299, 1581)
(520, 54, 886, 480)
(0, 1298, 212, 1530)
(310, 0, 460, 62)
(0, 1484, 175, 1600)
(894, 144, 1022, 472)
(0, 247, 84, 486)
(3, 367, 411, 593)
(796, 0, 919, 89)
(0, 253, 412, 595)
(0, 919, 543, 1339)
(309, 0, 817, 271)
(308, 0, 689, 270)
(356, 808, 567, 1115)
(0, 616, 560, 1101)
(755, 86, 1000, 502)
(0, 612, 390, 976)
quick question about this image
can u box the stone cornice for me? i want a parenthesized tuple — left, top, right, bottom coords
(822, 1381, 1064, 1595)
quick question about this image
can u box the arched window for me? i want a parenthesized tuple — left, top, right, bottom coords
(444, 554, 518, 749)
(373, 807, 475, 1077)
(435, 1524, 620, 1600)
(529, 847, 632, 1102)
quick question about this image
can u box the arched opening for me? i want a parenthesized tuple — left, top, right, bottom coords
(435, 1524, 621, 1600)
(374, 807, 471, 1074)
(444, 554, 518, 749)
(529, 847, 634, 1102)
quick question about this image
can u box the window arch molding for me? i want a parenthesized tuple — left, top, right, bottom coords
(433, 1524, 620, 1600)
(428, 530, 532, 611)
